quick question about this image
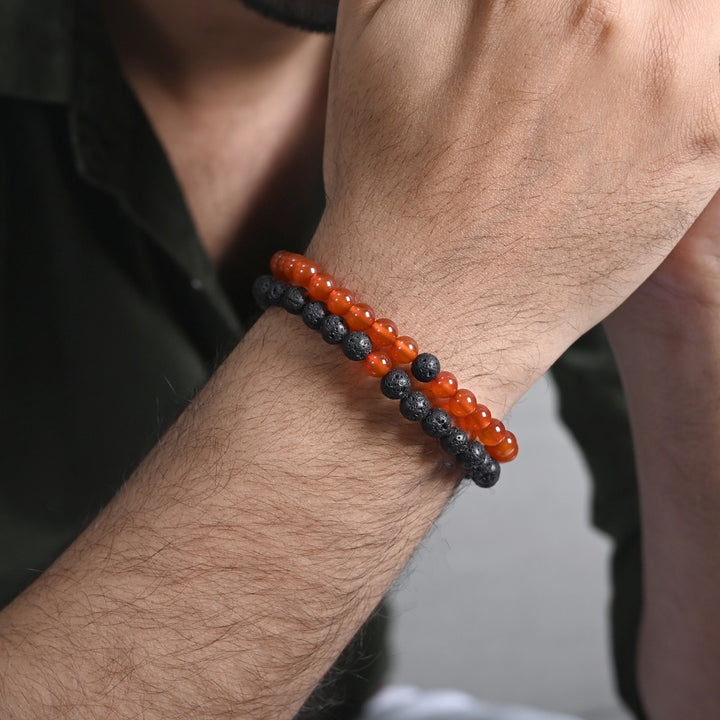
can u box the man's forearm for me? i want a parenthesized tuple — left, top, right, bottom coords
(0, 225, 534, 718)
(5, 0, 720, 712)
(607, 302, 720, 719)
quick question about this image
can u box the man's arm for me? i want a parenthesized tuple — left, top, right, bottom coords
(605, 191, 720, 719)
(2, 1, 720, 717)
(0, 298, 469, 719)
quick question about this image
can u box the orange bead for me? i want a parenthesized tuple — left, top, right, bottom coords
(367, 318, 398, 349)
(281, 253, 304, 281)
(465, 405, 492, 439)
(488, 432, 519, 463)
(389, 336, 419, 364)
(364, 351, 393, 377)
(455, 413, 470, 434)
(327, 288, 356, 315)
(430, 371, 458, 399)
(270, 250, 289, 278)
(292, 258, 323, 287)
(307, 273, 337, 301)
(477, 418, 507, 447)
(345, 303, 376, 331)
(448, 389, 477, 417)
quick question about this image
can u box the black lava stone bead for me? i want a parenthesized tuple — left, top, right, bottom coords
(399, 391, 432, 421)
(320, 314, 349, 344)
(440, 427, 470, 456)
(421, 408, 453, 438)
(251, 275, 274, 310)
(342, 331, 373, 361)
(466, 458, 501, 488)
(380, 369, 412, 400)
(266, 278, 288, 306)
(411, 353, 441, 383)
(458, 440, 489, 469)
(282, 285, 308, 315)
(302, 301, 328, 330)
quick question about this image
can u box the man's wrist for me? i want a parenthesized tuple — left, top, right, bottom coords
(305, 213, 571, 419)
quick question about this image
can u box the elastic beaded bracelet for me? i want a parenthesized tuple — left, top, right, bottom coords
(264, 252, 518, 469)
(254, 251, 519, 487)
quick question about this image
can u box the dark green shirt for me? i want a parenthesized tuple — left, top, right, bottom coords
(1, 0, 250, 600)
(0, 2, 384, 716)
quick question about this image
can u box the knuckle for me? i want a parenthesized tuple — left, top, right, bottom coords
(640, 26, 680, 105)
(686, 94, 720, 161)
(567, 0, 621, 46)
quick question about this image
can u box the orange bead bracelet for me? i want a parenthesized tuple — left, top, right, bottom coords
(253, 251, 519, 486)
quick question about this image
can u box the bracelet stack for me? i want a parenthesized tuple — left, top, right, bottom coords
(252, 251, 518, 489)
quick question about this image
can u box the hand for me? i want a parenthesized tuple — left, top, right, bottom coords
(314, 0, 720, 402)
(606, 187, 720, 349)
(601, 185, 720, 720)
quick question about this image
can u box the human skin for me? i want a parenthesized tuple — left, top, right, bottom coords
(605, 190, 720, 718)
(1, 1, 720, 718)
(99, 0, 334, 261)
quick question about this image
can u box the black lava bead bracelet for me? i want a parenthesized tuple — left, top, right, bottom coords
(253, 268, 504, 489)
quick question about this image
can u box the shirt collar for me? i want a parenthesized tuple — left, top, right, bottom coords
(0, 0, 74, 104)
(0, 0, 241, 336)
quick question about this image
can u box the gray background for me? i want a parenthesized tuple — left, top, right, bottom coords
(386, 375, 633, 720)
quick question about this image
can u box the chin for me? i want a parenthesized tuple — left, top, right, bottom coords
(238, 0, 339, 33)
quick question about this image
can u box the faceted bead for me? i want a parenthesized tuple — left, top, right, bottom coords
(342, 332, 373, 361)
(307, 273, 337, 301)
(281, 285, 308, 314)
(477, 419, 507, 447)
(252, 274, 274, 310)
(389, 336, 419, 364)
(399, 391, 432, 421)
(448, 389, 477, 418)
(292, 258, 322, 287)
(367, 318, 398, 349)
(270, 250, 289, 279)
(421, 408, 453, 438)
(412, 353, 441, 382)
(465, 405, 492, 438)
(488, 432, 519, 463)
(327, 288, 356, 315)
(467, 458, 501, 488)
(320, 315, 348, 344)
(364, 351, 393, 378)
(430, 371, 458, 399)
(345, 303, 376, 331)
(380, 369, 412, 399)
(440, 427, 470, 456)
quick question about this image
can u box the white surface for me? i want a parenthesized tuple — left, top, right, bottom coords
(386, 376, 633, 720)
(358, 686, 584, 720)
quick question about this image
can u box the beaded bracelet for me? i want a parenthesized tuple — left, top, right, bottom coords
(252, 251, 518, 488)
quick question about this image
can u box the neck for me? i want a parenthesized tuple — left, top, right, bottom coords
(101, 0, 332, 268)
(101, 0, 329, 103)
